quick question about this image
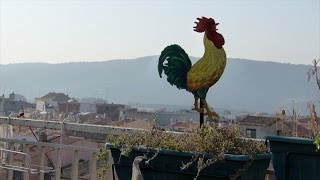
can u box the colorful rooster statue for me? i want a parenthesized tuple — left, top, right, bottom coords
(158, 17, 226, 120)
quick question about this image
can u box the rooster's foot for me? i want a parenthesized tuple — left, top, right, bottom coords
(201, 100, 219, 120)
(192, 97, 205, 113)
(204, 111, 219, 120)
(192, 106, 205, 113)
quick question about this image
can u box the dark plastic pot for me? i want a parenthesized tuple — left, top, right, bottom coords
(266, 135, 320, 180)
(106, 143, 270, 180)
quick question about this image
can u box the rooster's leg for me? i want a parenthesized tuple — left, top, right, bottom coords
(192, 97, 204, 113)
(202, 99, 219, 120)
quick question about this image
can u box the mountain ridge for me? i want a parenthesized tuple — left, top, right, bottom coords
(0, 56, 317, 114)
(0, 57, 311, 66)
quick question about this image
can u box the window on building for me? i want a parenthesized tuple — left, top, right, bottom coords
(246, 129, 256, 138)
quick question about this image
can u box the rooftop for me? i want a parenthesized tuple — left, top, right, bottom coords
(237, 115, 279, 126)
(40, 92, 70, 101)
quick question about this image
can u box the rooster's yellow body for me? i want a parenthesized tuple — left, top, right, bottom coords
(187, 35, 226, 92)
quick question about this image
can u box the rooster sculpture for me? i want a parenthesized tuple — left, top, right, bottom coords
(158, 17, 226, 120)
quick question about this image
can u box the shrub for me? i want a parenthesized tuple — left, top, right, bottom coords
(107, 125, 268, 156)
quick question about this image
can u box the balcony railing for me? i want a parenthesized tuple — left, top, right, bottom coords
(0, 116, 145, 180)
(0, 138, 98, 180)
(0, 116, 145, 136)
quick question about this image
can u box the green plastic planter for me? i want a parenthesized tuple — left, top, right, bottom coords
(266, 135, 320, 180)
(106, 143, 270, 180)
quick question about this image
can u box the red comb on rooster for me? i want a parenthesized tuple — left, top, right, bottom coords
(193, 17, 224, 49)
(193, 17, 219, 32)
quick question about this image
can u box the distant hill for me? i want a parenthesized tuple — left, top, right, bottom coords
(0, 56, 318, 114)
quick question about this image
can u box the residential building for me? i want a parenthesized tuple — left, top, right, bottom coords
(0, 93, 35, 116)
(124, 108, 154, 121)
(58, 101, 80, 114)
(154, 110, 199, 126)
(8, 92, 27, 102)
(35, 92, 70, 112)
(237, 115, 314, 139)
(237, 115, 286, 139)
(96, 103, 125, 121)
(79, 103, 97, 113)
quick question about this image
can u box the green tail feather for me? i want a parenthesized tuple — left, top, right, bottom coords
(158, 44, 192, 90)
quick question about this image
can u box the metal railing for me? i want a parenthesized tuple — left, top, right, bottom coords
(0, 116, 145, 135)
(0, 138, 98, 180)
(0, 116, 143, 180)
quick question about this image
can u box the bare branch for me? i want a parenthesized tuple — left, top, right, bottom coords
(308, 59, 320, 92)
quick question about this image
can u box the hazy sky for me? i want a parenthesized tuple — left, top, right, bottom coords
(0, 0, 319, 65)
